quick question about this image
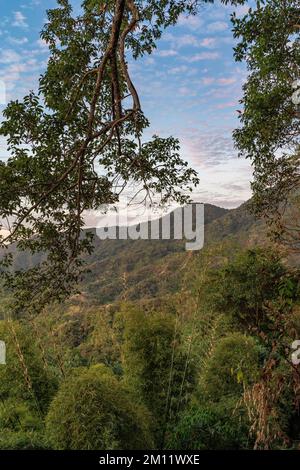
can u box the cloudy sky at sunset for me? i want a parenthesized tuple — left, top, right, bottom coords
(0, 0, 253, 208)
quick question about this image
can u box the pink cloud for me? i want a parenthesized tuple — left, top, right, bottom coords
(217, 77, 237, 85)
(187, 52, 219, 62)
(207, 21, 228, 32)
(200, 38, 217, 48)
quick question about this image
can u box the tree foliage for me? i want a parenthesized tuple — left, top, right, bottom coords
(0, 0, 247, 315)
(209, 248, 289, 330)
(0, 0, 203, 313)
(200, 332, 260, 400)
(167, 399, 251, 450)
(0, 399, 48, 450)
(121, 305, 196, 446)
(0, 321, 58, 415)
(232, 0, 300, 249)
(46, 364, 154, 450)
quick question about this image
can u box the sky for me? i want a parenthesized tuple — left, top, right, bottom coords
(0, 0, 253, 209)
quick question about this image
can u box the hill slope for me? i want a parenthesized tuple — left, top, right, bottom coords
(81, 201, 264, 304)
(1, 201, 266, 305)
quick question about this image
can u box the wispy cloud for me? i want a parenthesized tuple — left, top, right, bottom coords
(36, 38, 48, 49)
(168, 65, 189, 75)
(207, 21, 228, 32)
(187, 52, 219, 62)
(217, 77, 236, 86)
(200, 37, 217, 48)
(178, 86, 197, 96)
(180, 129, 237, 167)
(173, 33, 199, 48)
(177, 14, 203, 31)
(21, 0, 41, 8)
(156, 49, 178, 57)
(202, 77, 215, 86)
(12, 11, 28, 28)
(8, 36, 28, 45)
(0, 49, 21, 64)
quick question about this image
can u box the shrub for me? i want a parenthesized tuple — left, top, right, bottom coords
(0, 398, 48, 450)
(201, 333, 260, 401)
(0, 321, 58, 414)
(121, 305, 196, 444)
(210, 248, 287, 329)
(46, 364, 154, 450)
(167, 399, 252, 450)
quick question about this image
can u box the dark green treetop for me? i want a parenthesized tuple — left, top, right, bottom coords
(0, 0, 245, 314)
(232, 0, 300, 249)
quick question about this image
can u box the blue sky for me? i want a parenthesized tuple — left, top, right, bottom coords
(0, 0, 253, 208)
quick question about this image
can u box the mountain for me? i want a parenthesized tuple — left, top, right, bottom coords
(0, 199, 277, 379)
(14, 199, 266, 370)
(79, 201, 265, 304)
(0, 201, 267, 305)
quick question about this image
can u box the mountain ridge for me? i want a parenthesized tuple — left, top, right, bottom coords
(1, 201, 266, 305)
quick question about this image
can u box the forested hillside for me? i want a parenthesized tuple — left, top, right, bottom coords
(0, 199, 299, 449)
(2, 202, 262, 304)
(0, 0, 299, 455)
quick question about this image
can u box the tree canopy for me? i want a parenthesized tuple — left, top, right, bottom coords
(46, 364, 153, 450)
(232, 0, 300, 250)
(0, 0, 245, 314)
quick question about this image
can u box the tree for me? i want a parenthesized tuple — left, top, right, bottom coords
(121, 305, 196, 446)
(46, 364, 154, 450)
(209, 248, 288, 330)
(232, 0, 300, 250)
(206, 248, 300, 448)
(0, 0, 245, 315)
(0, 399, 48, 450)
(166, 399, 252, 450)
(200, 332, 260, 400)
(0, 321, 58, 415)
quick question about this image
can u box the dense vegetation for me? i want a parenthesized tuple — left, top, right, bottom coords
(0, 203, 299, 450)
(0, 0, 299, 451)
(232, 0, 300, 251)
